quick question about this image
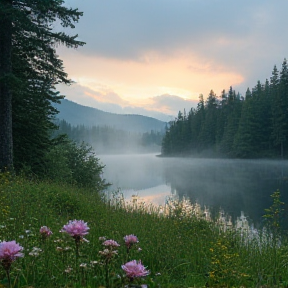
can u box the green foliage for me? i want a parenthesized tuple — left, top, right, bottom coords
(0, 0, 85, 172)
(208, 234, 249, 287)
(2, 176, 288, 287)
(263, 190, 284, 234)
(44, 136, 109, 190)
(161, 59, 288, 159)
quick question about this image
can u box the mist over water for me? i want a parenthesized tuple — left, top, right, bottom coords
(99, 154, 288, 226)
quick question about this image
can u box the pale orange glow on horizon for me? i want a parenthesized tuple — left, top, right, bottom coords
(57, 47, 244, 113)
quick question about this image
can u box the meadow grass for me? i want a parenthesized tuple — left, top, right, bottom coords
(1, 172, 288, 288)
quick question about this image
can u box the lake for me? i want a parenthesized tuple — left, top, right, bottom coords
(99, 153, 288, 227)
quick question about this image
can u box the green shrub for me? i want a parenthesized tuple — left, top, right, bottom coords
(44, 136, 109, 190)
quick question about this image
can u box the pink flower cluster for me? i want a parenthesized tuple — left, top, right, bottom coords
(103, 239, 120, 248)
(40, 226, 52, 238)
(61, 220, 89, 238)
(122, 260, 150, 279)
(0, 241, 24, 262)
(124, 234, 139, 248)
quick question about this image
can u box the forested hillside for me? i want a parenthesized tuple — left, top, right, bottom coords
(55, 99, 166, 133)
(55, 119, 163, 154)
(162, 59, 288, 159)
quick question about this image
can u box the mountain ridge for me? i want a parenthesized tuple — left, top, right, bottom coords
(55, 99, 167, 133)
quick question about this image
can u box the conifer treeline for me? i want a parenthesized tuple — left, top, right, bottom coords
(161, 59, 288, 158)
(56, 120, 163, 153)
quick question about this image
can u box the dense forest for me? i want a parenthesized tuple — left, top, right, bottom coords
(55, 119, 163, 154)
(162, 59, 288, 159)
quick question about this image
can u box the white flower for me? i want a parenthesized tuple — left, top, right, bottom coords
(29, 247, 42, 257)
(65, 267, 73, 273)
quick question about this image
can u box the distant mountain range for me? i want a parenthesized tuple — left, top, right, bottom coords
(54, 99, 167, 133)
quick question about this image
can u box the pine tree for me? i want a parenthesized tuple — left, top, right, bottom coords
(193, 94, 205, 151)
(0, 0, 13, 170)
(215, 89, 227, 147)
(233, 88, 255, 158)
(270, 63, 287, 158)
(220, 87, 242, 156)
(198, 90, 217, 150)
(0, 0, 84, 171)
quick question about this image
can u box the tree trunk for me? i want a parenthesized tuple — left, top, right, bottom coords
(0, 0, 13, 171)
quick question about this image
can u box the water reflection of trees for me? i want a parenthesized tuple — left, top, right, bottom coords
(164, 159, 288, 226)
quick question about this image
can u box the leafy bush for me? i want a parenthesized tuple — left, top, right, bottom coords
(44, 136, 109, 190)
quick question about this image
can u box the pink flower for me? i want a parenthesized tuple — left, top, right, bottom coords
(0, 241, 24, 262)
(124, 234, 139, 248)
(121, 260, 149, 279)
(40, 226, 52, 238)
(61, 220, 89, 238)
(103, 239, 120, 248)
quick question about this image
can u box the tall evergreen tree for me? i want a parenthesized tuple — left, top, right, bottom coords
(270, 62, 287, 158)
(0, 0, 84, 171)
(219, 87, 242, 155)
(215, 89, 227, 147)
(198, 90, 217, 150)
(0, 0, 13, 169)
(233, 88, 255, 158)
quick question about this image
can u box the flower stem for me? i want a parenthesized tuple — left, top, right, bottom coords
(6, 269, 11, 288)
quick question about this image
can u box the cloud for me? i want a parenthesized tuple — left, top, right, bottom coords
(58, 82, 198, 121)
(58, 0, 288, 115)
(64, 1, 288, 65)
(148, 94, 198, 115)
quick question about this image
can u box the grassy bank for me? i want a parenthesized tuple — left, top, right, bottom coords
(0, 173, 288, 288)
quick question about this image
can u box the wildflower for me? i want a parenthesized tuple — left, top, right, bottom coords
(61, 220, 89, 242)
(0, 241, 24, 262)
(124, 234, 139, 249)
(40, 226, 52, 239)
(121, 260, 149, 279)
(80, 263, 87, 268)
(99, 236, 107, 241)
(0, 241, 24, 271)
(103, 239, 120, 248)
(29, 247, 42, 257)
(65, 267, 73, 273)
(90, 260, 98, 266)
(99, 248, 118, 263)
(99, 249, 118, 256)
(54, 239, 63, 243)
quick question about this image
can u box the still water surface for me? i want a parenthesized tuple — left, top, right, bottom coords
(99, 154, 288, 226)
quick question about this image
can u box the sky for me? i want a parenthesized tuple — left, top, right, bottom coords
(57, 0, 288, 121)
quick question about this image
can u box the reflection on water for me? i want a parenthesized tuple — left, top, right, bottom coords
(99, 154, 288, 226)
